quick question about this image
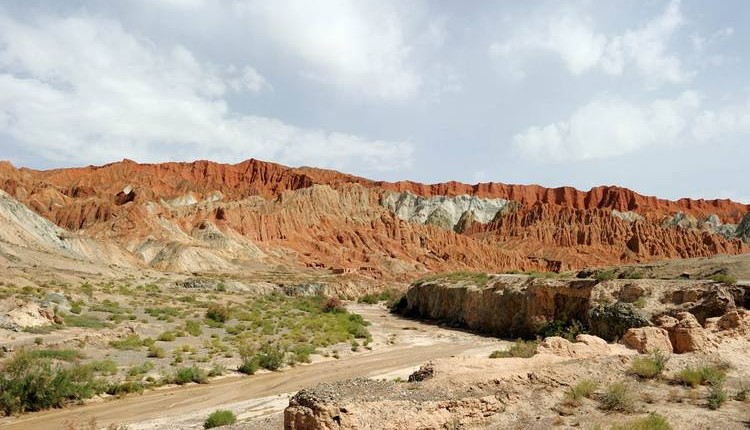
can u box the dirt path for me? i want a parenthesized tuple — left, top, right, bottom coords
(1, 304, 506, 430)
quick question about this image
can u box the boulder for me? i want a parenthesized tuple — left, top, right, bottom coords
(660, 312, 710, 353)
(536, 335, 610, 358)
(622, 327, 673, 354)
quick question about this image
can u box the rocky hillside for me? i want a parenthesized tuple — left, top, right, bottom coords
(0, 158, 748, 278)
(397, 274, 750, 340)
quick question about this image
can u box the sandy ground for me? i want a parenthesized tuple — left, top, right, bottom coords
(0, 304, 509, 430)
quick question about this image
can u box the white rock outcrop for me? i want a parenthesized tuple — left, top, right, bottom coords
(381, 192, 508, 231)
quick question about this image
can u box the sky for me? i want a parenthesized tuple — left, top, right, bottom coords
(0, 0, 748, 202)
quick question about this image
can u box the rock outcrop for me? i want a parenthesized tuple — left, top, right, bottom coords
(622, 327, 673, 353)
(399, 276, 750, 342)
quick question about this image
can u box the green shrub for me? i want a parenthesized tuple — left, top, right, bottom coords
(675, 363, 727, 388)
(540, 319, 586, 342)
(110, 335, 144, 350)
(204, 409, 236, 429)
(90, 359, 117, 375)
(185, 320, 203, 336)
(106, 380, 144, 396)
(62, 313, 109, 329)
(599, 382, 636, 412)
(206, 304, 230, 323)
(708, 379, 728, 410)
(708, 273, 737, 285)
(610, 413, 672, 430)
(563, 379, 598, 407)
(630, 351, 668, 379)
(595, 269, 617, 282)
(27, 349, 84, 362)
(238, 357, 259, 375)
(0, 350, 103, 415)
(173, 366, 208, 385)
(70, 301, 83, 314)
(147, 345, 166, 358)
(489, 339, 538, 358)
(158, 331, 176, 342)
(257, 344, 285, 371)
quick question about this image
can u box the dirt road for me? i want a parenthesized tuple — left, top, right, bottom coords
(1, 304, 506, 430)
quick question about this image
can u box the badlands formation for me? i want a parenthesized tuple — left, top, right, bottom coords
(0, 158, 748, 430)
(0, 158, 748, 278)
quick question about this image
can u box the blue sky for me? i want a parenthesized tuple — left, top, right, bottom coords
(0, 0, 747, 202)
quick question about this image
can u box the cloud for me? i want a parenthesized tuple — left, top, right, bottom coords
(490, 0, 691, 85)
(0, 13, 412, 171)
(513, 91, 701, 161)
(235, 0, 422, 100)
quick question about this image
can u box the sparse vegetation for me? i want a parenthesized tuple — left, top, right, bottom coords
(539, 319, 586, 342)
(610, 413, 672, 430)
(256, 343, 285, 371)
(630, 351, 668, 379)
(0, 350, 103, 415)
(206, 303, 230, 323)
(173, 366, 208, 385)
(562, 379, 598, 407)
(599, 382, 636, 412)
(204, 410, 236, 429)
(415, 271, 491, 287)
(489, 339, 538, 358)
(595, 269, 618, 282)
(674, 363, 727, 388)
(707, 273, 737, 285)
(707, 379, 728, 410)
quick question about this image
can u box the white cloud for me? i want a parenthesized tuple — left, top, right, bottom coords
(513, 91, 700, 161)
(0, 13, 412, 171)
(692, 100, 750, 141)
(235, 0, 422, 100)
(490, 0, 691, 85)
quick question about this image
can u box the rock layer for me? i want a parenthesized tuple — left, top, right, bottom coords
(0, 158, 748, 277)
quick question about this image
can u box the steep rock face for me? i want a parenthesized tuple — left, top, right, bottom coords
(0, 158, 748, 277)
(399, 276, 750, 339)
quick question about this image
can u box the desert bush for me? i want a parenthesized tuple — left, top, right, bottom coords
(127, 362, 154, 377)
(147, 345, 166, 358)
(489, 339, 538, 358)
(70, 301, 83, 314)
(563, 379, 598, 407)
(105, 380, 144, 396)
(630, 351, 668, 379)
(109, 335, 143, 350)
(27, 349, 84, 362)
(90, 360, 117, 375)
(157, 331, 176, 342)
(206, 304, 230, 323)
(257, 344, 285, 371)
(540, 319, 586, 342)
(62, 313, 109, 329)
(707, 379, 728, 410)
(185, 320, 203, 336)
(599, 382, 636, 412)
(610, 413, 672, 430)
(0, 350, 103, 415)
(237, 356, 259, 375)
(595, 269, 617, 282)
(289, 344, 316, 364)
(321, 296, 345, 313)
(173, 366, 208, 385)
(204, 410, 236, 429)
(675, 363, 727, 388)
(208, 363, 225, 377)
(708, 273, 737, 285)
